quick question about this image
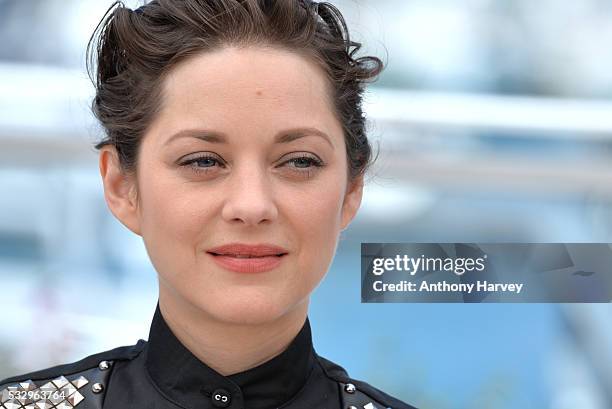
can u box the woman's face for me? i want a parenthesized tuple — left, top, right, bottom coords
(101, 46, 363, 325)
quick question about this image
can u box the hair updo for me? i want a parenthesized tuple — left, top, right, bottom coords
(87, 0, 384, 182)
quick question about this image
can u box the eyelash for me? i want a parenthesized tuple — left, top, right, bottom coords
(179, 154, 325, 177)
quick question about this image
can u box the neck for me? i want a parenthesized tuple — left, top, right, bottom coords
(157, 285, 309, 376)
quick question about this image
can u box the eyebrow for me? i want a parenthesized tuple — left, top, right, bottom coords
(163, 127, 335, 149)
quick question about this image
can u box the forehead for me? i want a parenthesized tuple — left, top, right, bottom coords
(153, 46, 339, 137)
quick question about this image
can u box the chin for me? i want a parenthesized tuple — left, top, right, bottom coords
(194, 291, 294, 325)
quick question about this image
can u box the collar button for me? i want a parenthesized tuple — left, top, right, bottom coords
(211, 388, 231, 408)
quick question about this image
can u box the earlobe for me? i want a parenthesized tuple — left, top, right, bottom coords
(99, 146, 142, 236)
(340, 176, 364, 231)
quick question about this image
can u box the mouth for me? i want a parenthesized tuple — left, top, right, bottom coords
(206, 252, 287, 273)
(207, 252, 287, 258)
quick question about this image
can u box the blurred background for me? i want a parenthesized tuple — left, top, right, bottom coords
(1, 0, 611, 408)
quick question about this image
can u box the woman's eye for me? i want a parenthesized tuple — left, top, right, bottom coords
(282, 155, 324, 170)
(279, 155, 325, 179)
(179, 154, 224, 174)
(178, 153, 324, 177)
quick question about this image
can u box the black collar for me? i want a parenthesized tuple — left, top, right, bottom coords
(144, 302, 316, 409)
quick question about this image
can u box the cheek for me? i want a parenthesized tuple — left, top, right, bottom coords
(291, 183, 343, 235)
(283, 176, 346, 283)
(143, 181, 195, 237)
(138, 171, 212, 277)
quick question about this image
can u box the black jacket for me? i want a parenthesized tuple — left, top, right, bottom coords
(0, 303, 418, 409)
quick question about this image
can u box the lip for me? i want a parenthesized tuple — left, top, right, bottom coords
(206, 243, 289, 274)
(207, 243, 289, 257)
(208, 252, 286, 273)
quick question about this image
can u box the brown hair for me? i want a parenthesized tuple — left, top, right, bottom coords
(87, 0, 384, 182)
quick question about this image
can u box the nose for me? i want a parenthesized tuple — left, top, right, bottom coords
(221, 163, 278, 226)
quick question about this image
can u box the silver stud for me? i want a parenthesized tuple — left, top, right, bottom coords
(18, 380, 37, 392)
(98, 360, 111, 371)
(51, 376, 69, 389)
(1, 385, 18, 403)
(91, 383, 104, 394)
(364, 403, 378, 409)
(71, 376, 89, 389)
(344, 383, 356, 393)
(39, 381, 56, 395)
(49, 389, 65, 405)
(59, 383, 77, 398)
(67, 390, 84, 405)
(347, 406, 358, 409)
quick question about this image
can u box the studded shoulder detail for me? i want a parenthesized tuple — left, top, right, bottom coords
(339, 381, 395, 409)
(0, 359, 114, 409)
(315, 354, 420, 409)
(0, 339, 147, 409)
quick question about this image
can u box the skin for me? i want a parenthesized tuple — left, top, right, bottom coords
(99, 45, 363, 375)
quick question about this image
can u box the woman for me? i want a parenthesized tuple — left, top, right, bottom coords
(0, 1, 418, 408)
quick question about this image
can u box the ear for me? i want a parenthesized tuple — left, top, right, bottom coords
(99, 145, 142, 236)
(340, 175, 364, 231)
